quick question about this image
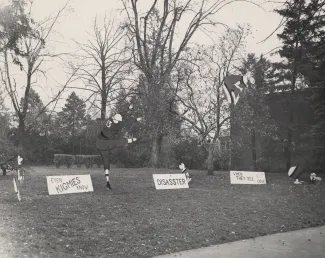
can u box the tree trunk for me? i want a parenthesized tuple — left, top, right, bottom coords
(228, 104, 234, 170)
(286, 69, 296, 171)
(251, 127, 257, 170)
(18, 118, 25, 150)
(101, 93, 107, 120)
(285, 105, 294, 171)
(207, 144, 215, 175)
(150, 133, 163, 168)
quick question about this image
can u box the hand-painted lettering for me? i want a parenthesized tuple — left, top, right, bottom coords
(157, 178, 186, 186)
(54, 177, 81, 193)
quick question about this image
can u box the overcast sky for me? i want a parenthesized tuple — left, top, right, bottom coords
(0, 0, 284, 114)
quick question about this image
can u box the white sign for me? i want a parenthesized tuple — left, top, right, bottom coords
(46, 175, 94, 195)
(153, 174, 189, 190)
(230, 171, 266, 184)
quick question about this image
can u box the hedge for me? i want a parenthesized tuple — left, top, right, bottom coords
(54, 154, 102, 168)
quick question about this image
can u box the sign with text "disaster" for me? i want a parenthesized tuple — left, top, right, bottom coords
(153, 174, 189, 190)
(230, 171, 266, 184)
(47, 175, 94, 195)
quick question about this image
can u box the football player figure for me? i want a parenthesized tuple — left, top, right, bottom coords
(96, 112, 142, 189)
(223, 72, 254, 105)
(288, 166, 322, 184)
(179, 163, 191, 183)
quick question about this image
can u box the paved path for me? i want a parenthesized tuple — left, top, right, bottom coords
(153, 226, 325, 258)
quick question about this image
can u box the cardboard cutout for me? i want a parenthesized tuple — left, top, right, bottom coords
(96, 109, 142, 189)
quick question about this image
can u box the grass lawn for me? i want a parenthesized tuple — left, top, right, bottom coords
(0, 166, 324, 258)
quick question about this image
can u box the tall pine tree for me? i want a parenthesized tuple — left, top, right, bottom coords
(59, 92, 87, 155)
(273, 0, 325, 170)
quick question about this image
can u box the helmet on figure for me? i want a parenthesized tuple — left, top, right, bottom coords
(113, 114, 123, 123)
(243, 71, 255, 85)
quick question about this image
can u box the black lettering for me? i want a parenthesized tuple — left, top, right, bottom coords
(77, 185, 88, 190)
(62, 183, 68, 190)
(172, 179, 176, 185)
(55, 185, 61, 193)
(52, 178, 62, 183)
(76, 177, 81, 185)
(157, 179, 161, 185)
(66, 180, 72, 188)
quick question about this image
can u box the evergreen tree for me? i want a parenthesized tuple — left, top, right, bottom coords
(233, 54, 277, 170)
(273, 0, 325, 170)
(58, 92, 87, 155)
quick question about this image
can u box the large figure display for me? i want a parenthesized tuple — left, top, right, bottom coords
(96, 112, 141, 189)
(222, 72, 253, 105)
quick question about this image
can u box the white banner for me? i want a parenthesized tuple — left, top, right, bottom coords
(153, 174, 189, 190)
(230, 171, 266, 184)
(47, 175, 94, 195)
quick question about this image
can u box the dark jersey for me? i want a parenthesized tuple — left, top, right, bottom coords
(95, 117, 138, 151)
(99, 119, 126, 140)
(223, 74, 247, 104)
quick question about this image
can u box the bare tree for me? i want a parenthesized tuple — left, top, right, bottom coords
(174, 25, 249, 174)
(0, 1, 76, 149)
(121, 0, 259, 167)
(70, 15, 131, 120)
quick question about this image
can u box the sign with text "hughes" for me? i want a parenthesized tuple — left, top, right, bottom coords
(153, 174, 189, 190)
(46, 175, 94, 195)
(230, 171, 266, 184)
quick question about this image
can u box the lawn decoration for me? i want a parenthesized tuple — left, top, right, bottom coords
(13, 155, 24, 201)
(310, 173, 322, 184)
(152, 173, 189, 190)
(223, 72, 254, 105)
(288, 166, 322, 184)
(179, 163, 191, 183)
(96, 107, 142, 190)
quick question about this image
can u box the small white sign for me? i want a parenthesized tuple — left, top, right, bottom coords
(153, 174, 189, 190)
(46, 175, 94, 195)
(230, 171, 266, 184)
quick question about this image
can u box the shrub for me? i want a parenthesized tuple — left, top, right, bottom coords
(74, 155, 84, 168)
(54, 154, 102, 168)
(93, 155, 102, 168)
(53, 154, 61, 168)
(54, 154, 74, 168)
(0, 139, 22, 168)
(173, 139, 207, 169)
(113, 144, 150, 168)
(84, 156, 93, 168)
